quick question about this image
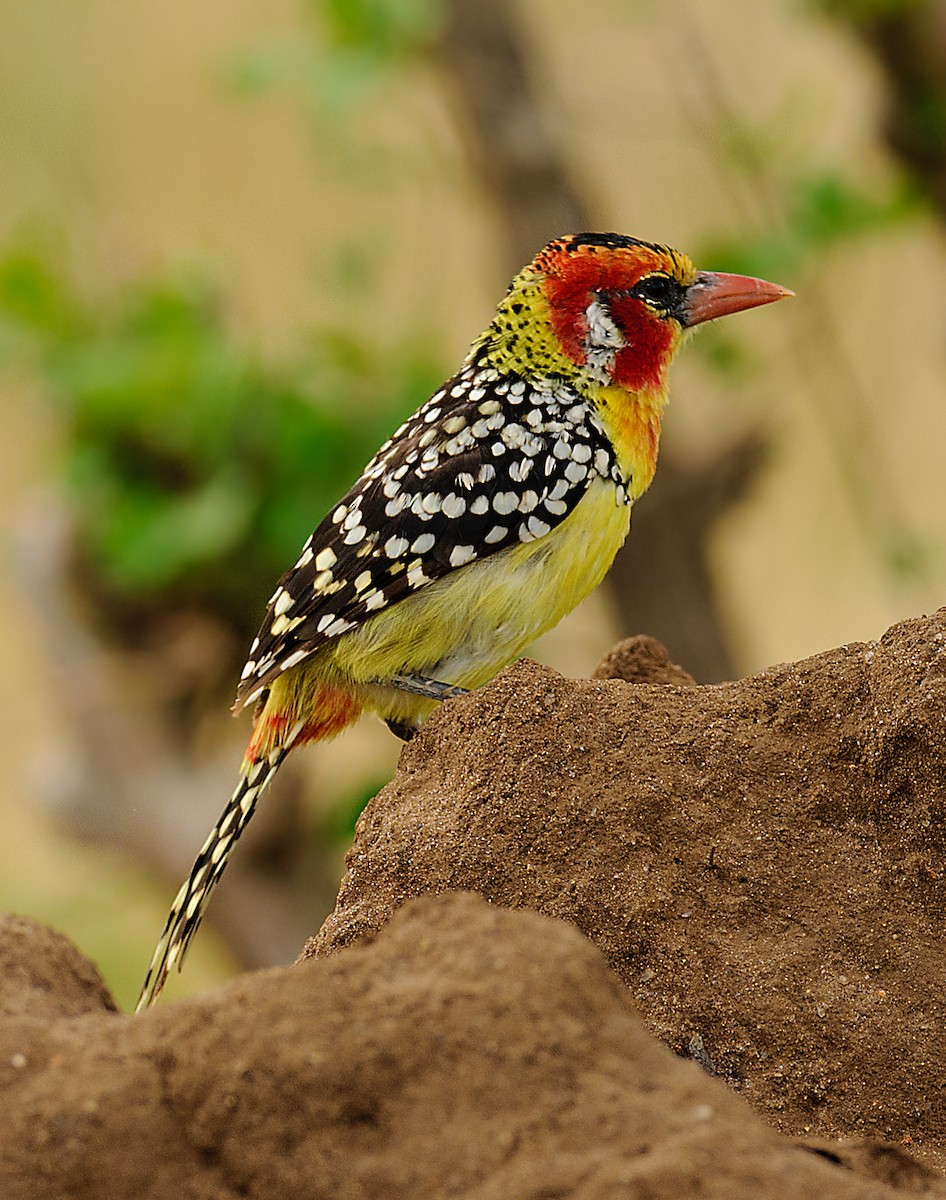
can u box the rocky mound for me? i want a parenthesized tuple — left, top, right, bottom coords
(3, 609, 946, 1196)
(307, 613, 946, 1169)
(0, 897, 942, 1199)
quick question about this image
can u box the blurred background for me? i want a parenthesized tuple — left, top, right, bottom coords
(2, 0, 945, 1009)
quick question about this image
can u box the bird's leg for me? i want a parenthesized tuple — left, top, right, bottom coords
(376, 676, 468, 742)
(385, 674, 469, 701)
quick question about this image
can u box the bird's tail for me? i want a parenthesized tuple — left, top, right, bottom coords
(135, 741, 294, 1012)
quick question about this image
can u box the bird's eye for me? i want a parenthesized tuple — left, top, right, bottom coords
(631, 274, 680, 311)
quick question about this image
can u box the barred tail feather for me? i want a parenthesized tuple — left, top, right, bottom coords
(135, 745, 290, 1011)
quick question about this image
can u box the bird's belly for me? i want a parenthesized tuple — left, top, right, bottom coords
(328, 479, 631, 718)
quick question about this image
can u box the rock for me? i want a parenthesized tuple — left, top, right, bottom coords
(307, 610, 946, 1170)
(0, 895, 939, 1198)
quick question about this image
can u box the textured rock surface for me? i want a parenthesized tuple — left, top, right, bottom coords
(1, 898, 943, 1199)
(4, 611, 946, 1196)
(308, 615, 946, 1168)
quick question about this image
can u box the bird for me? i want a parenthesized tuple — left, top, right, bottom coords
(136, 232, 791, 1009)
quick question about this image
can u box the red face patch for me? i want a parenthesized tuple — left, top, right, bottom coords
(607, 293, 676, 392)
(542, 255, 608, 363)
(540, 244, 678, 390)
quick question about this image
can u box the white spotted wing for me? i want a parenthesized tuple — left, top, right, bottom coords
(234, 367, 623, 708)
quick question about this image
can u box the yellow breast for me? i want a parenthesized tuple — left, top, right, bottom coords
(309, 478, 631, 724)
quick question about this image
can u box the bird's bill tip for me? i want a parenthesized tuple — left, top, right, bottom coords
(684, 271, 794, 327)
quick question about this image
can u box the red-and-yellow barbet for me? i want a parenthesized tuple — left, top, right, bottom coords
(137, 232, 791, 1008)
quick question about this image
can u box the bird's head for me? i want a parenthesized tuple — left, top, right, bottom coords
(480, 232, 792, 395)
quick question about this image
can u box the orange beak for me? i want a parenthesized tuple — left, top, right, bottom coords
(683, 271, 794, 327)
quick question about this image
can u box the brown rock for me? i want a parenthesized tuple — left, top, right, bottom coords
(0, 895, 940, 1198)
(308, 610, 946, 1169)
(592, 633, 697, 687)
(0, 914, 116, 1020)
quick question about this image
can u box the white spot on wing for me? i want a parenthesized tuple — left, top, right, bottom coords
(385, 494, 411, 517)
(411, 532, 435, 554)
(280, 648, 309, 671)
(449, 545, 476, 567)
(441, 494, 466, 518)
(407, 562, 429, 588)
(421, 492, 442, 514)
(385, 536, 409, 558)
(518, 490, 539, 513)
(270, 614, 303, 637)
(509, 459, 532, 483)
(565, 461, 587, 484)
(324, 618, 354, 637)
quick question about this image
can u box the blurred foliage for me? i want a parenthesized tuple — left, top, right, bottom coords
(812, 0, 946, 216)
(699, 170, 922, 283)
(0, 231, 444, 645)
(698, 157, 930, 580)
(694, 169, 922, 378)
(228, 0, 445, 128)
(316, 775, 389, 846)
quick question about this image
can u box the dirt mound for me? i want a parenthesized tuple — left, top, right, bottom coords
(4, 611, 946, 1195)
(308, 612, 946, 1168)
(0, 898, 942, 1199)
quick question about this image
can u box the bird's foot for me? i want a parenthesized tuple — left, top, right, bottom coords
(378, 675, 467, 742)
(385, 674, 469, 701)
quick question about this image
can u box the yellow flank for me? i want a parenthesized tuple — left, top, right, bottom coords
(271, 477, 632, 730)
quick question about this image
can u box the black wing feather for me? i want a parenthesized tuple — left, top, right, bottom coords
(235, 367, 625, 707)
